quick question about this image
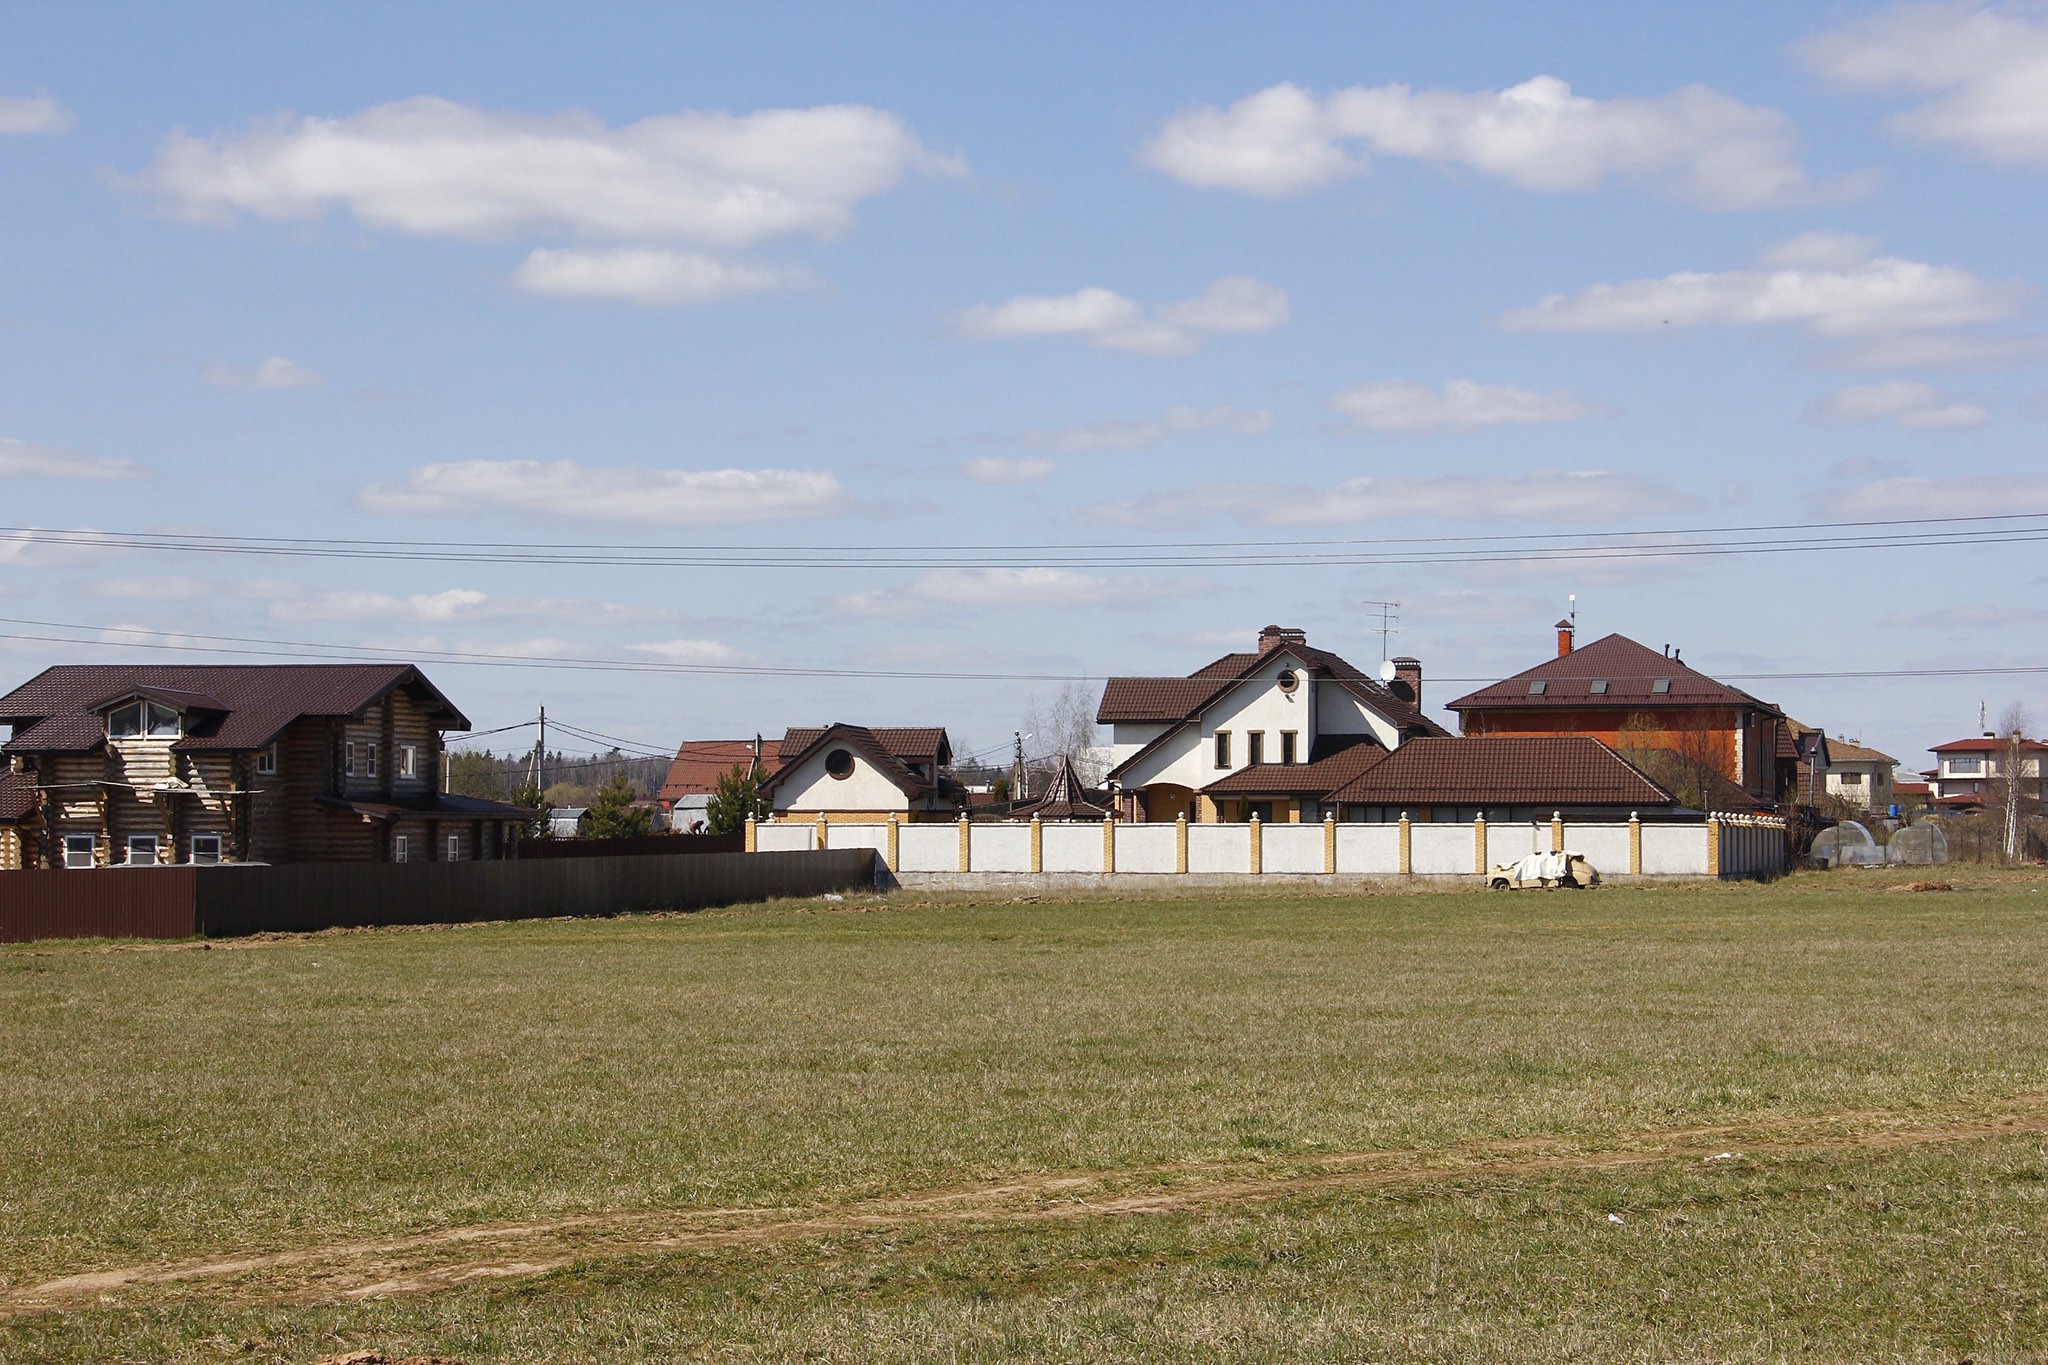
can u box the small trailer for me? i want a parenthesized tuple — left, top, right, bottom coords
(1488, 850, 1600, 890)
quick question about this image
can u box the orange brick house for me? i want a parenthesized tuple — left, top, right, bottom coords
(1445, 624, 1786, 808)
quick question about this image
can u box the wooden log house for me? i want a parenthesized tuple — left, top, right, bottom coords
(0, 664, 531, 868)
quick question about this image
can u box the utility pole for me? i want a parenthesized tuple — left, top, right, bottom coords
(1013, 730, 1026, 801)
(536, 705, 546, 794)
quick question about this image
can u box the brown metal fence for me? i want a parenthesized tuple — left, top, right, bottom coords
(0, 848, 874, 943)
(0, 868, 200, 942)
(518, 833, 745, 859)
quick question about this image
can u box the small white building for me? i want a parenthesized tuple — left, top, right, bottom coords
(1822, 740, 1896, 811)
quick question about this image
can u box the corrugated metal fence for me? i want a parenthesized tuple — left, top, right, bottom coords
(0, 848, 873, 944)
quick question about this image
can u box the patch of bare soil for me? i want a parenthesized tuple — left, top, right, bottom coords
(7, 1099, 2045, 1321)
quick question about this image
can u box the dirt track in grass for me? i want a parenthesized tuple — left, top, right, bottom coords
(8, 1096, 2046, 1321)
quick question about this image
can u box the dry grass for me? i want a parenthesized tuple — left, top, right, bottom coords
(3, 868, 2046, 1360)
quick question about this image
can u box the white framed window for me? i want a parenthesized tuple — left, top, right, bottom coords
(63, 834, 97, 869)
(190, 834, 222, 865)
(344, 742, 357, 777)
(126, 835, 159, 866)
(393, 834, 410, 863)
(255, 745, 277, 776)
(399, 744, 418, 779)
(108, 701, 180, 740)
(365, 741, 379, 779)
(446, 834, 462, 861)
(1949, 755, 1983, 775)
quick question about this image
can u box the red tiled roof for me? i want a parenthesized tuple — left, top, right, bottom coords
(1894, 781, 1931, 796)
(1323, 737, 1677, 808)
(0, 664, 469, 755)
(1202, 733, 1388, 796)
(0, 768, 35, 822)
(659, 740, 773, 802)
(1446, 634, 1781, 717)
(1931, 736, 2048, 753)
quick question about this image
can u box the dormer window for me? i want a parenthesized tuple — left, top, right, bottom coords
(108, 701, 180, 739)
(1527, 681, 1547, 696)
(1652, 678, 1672, 694)
(1589, 680, 1609, 695)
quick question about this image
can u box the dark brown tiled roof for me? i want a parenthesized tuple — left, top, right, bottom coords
(0, 767, 35, 822)
(1825, 739, 1896, 765)
(777, 726, 950, 766)
(1012, 756, 1112, 821)
(659, 739, 774, 802)
(1445, 634, 1781, 717)
(1323, 737, 1676, 808)
(1203, 733, 1387, 796)
(315, 792, 535, 821)
(1096, 677, 1218, 724)
(0, 664, 469, 755)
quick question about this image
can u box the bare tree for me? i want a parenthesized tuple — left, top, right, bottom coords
(1020, 681, 1105, 791)
(1614, 711, 1728, 812)
(1994, 701, 2034, 863)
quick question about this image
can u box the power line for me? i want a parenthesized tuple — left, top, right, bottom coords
(4, 614, 2048, 686)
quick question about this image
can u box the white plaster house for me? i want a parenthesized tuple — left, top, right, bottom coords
(1821, 740, 1896, 811)
(760, 724, 960, 822)
(1098, 625, 1446, 822)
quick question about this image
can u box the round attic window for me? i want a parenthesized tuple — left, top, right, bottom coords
(1276, 669, 1300, 695)
(825, 748, 856, 780)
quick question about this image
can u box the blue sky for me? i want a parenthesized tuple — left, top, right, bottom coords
(4, 1, 2046, 772)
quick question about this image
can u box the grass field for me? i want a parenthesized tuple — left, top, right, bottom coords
(3, 870, 2046, 1361)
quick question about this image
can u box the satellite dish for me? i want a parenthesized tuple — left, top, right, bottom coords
(1378, 659, 1398, 682)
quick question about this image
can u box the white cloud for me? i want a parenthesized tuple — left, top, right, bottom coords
(1881, 602, 2048, 629)
(962, 456, 1057, 485)
(128, 96, 961, 248)
(89, 576, 207, 602)
(625, 638, 751, 664)
(268, 588, 489, 622)
(1330, 379, 1601, 433)
(1020, 404, 1274, 453)
(0, 437, 148, 481)
(838, 567, 1200, 615)
(1803, 2, 2048, 167)
(1141, 75, 1862, 209)
(1502, 234, 2024, 339)
(954, 277, 1288, 355)
(360, 460, 847, 526)
(510, 247, 818, 305)
(1836, 472, 2048, 516)
(0, 92, 70, 136)
(1079, 470, 1696, 528)
(201, 356, 325, 390)
(1805, 380, 1988, 428)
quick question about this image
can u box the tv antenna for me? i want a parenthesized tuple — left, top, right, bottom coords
(1361, 599, 1401, 662)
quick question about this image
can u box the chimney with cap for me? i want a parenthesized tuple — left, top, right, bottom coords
(1555, 618, 1575, 657)
(1258, 624, 1308, 652)
(1389, 656, 1422, 709)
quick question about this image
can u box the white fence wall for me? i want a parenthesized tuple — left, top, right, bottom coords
(1042, 823, 1102, 873)
(1264, 825, 1326, 874)
(1114, 824, 1176, 873)
(750, 816, 1781, 880)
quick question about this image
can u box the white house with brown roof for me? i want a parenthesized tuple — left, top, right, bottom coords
(760, 724, 960, 822)
(1099, 625, 1446, 823)
(1821, 740, 1896, 811)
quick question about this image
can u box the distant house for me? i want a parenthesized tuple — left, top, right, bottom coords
(1446, 624, 1786, 808)
(1928, 732, 2048, 812)
(0, 664, 531, 868)
(1821, 740, 1897, 811)
(547, 807, 591, 839)
(1778, 720, 1832, 809)
(761, 724, 960, 822)
(658, 738, 774, 831)
(1099, 624, 1445, 823)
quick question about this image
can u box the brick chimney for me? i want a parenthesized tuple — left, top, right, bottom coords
(1389, 656, 1422, 708)
(1555, 618, 1575, 657)
(1258, 624, 1307, 652)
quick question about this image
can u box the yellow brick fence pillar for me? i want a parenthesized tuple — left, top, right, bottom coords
(1175, 813, 1189, 874)
(1473, 815, 1488, 875)
(957, 812, 971, 873)
(1323, 811, 1337, 874)
(1030, 816, 1043, 874)
(1248, 814, 1262, 875)
(1706, 815, 1723, 879)
(886, 814, 900, 873)
(1628, 812, 1642, 876)
(1551, 811, 1565, 854)
(1102, 814, 1116, 874)
(744, 815, 758, 854)
(814, 812, 829, 851)
(1398, 812, 1412, 876)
